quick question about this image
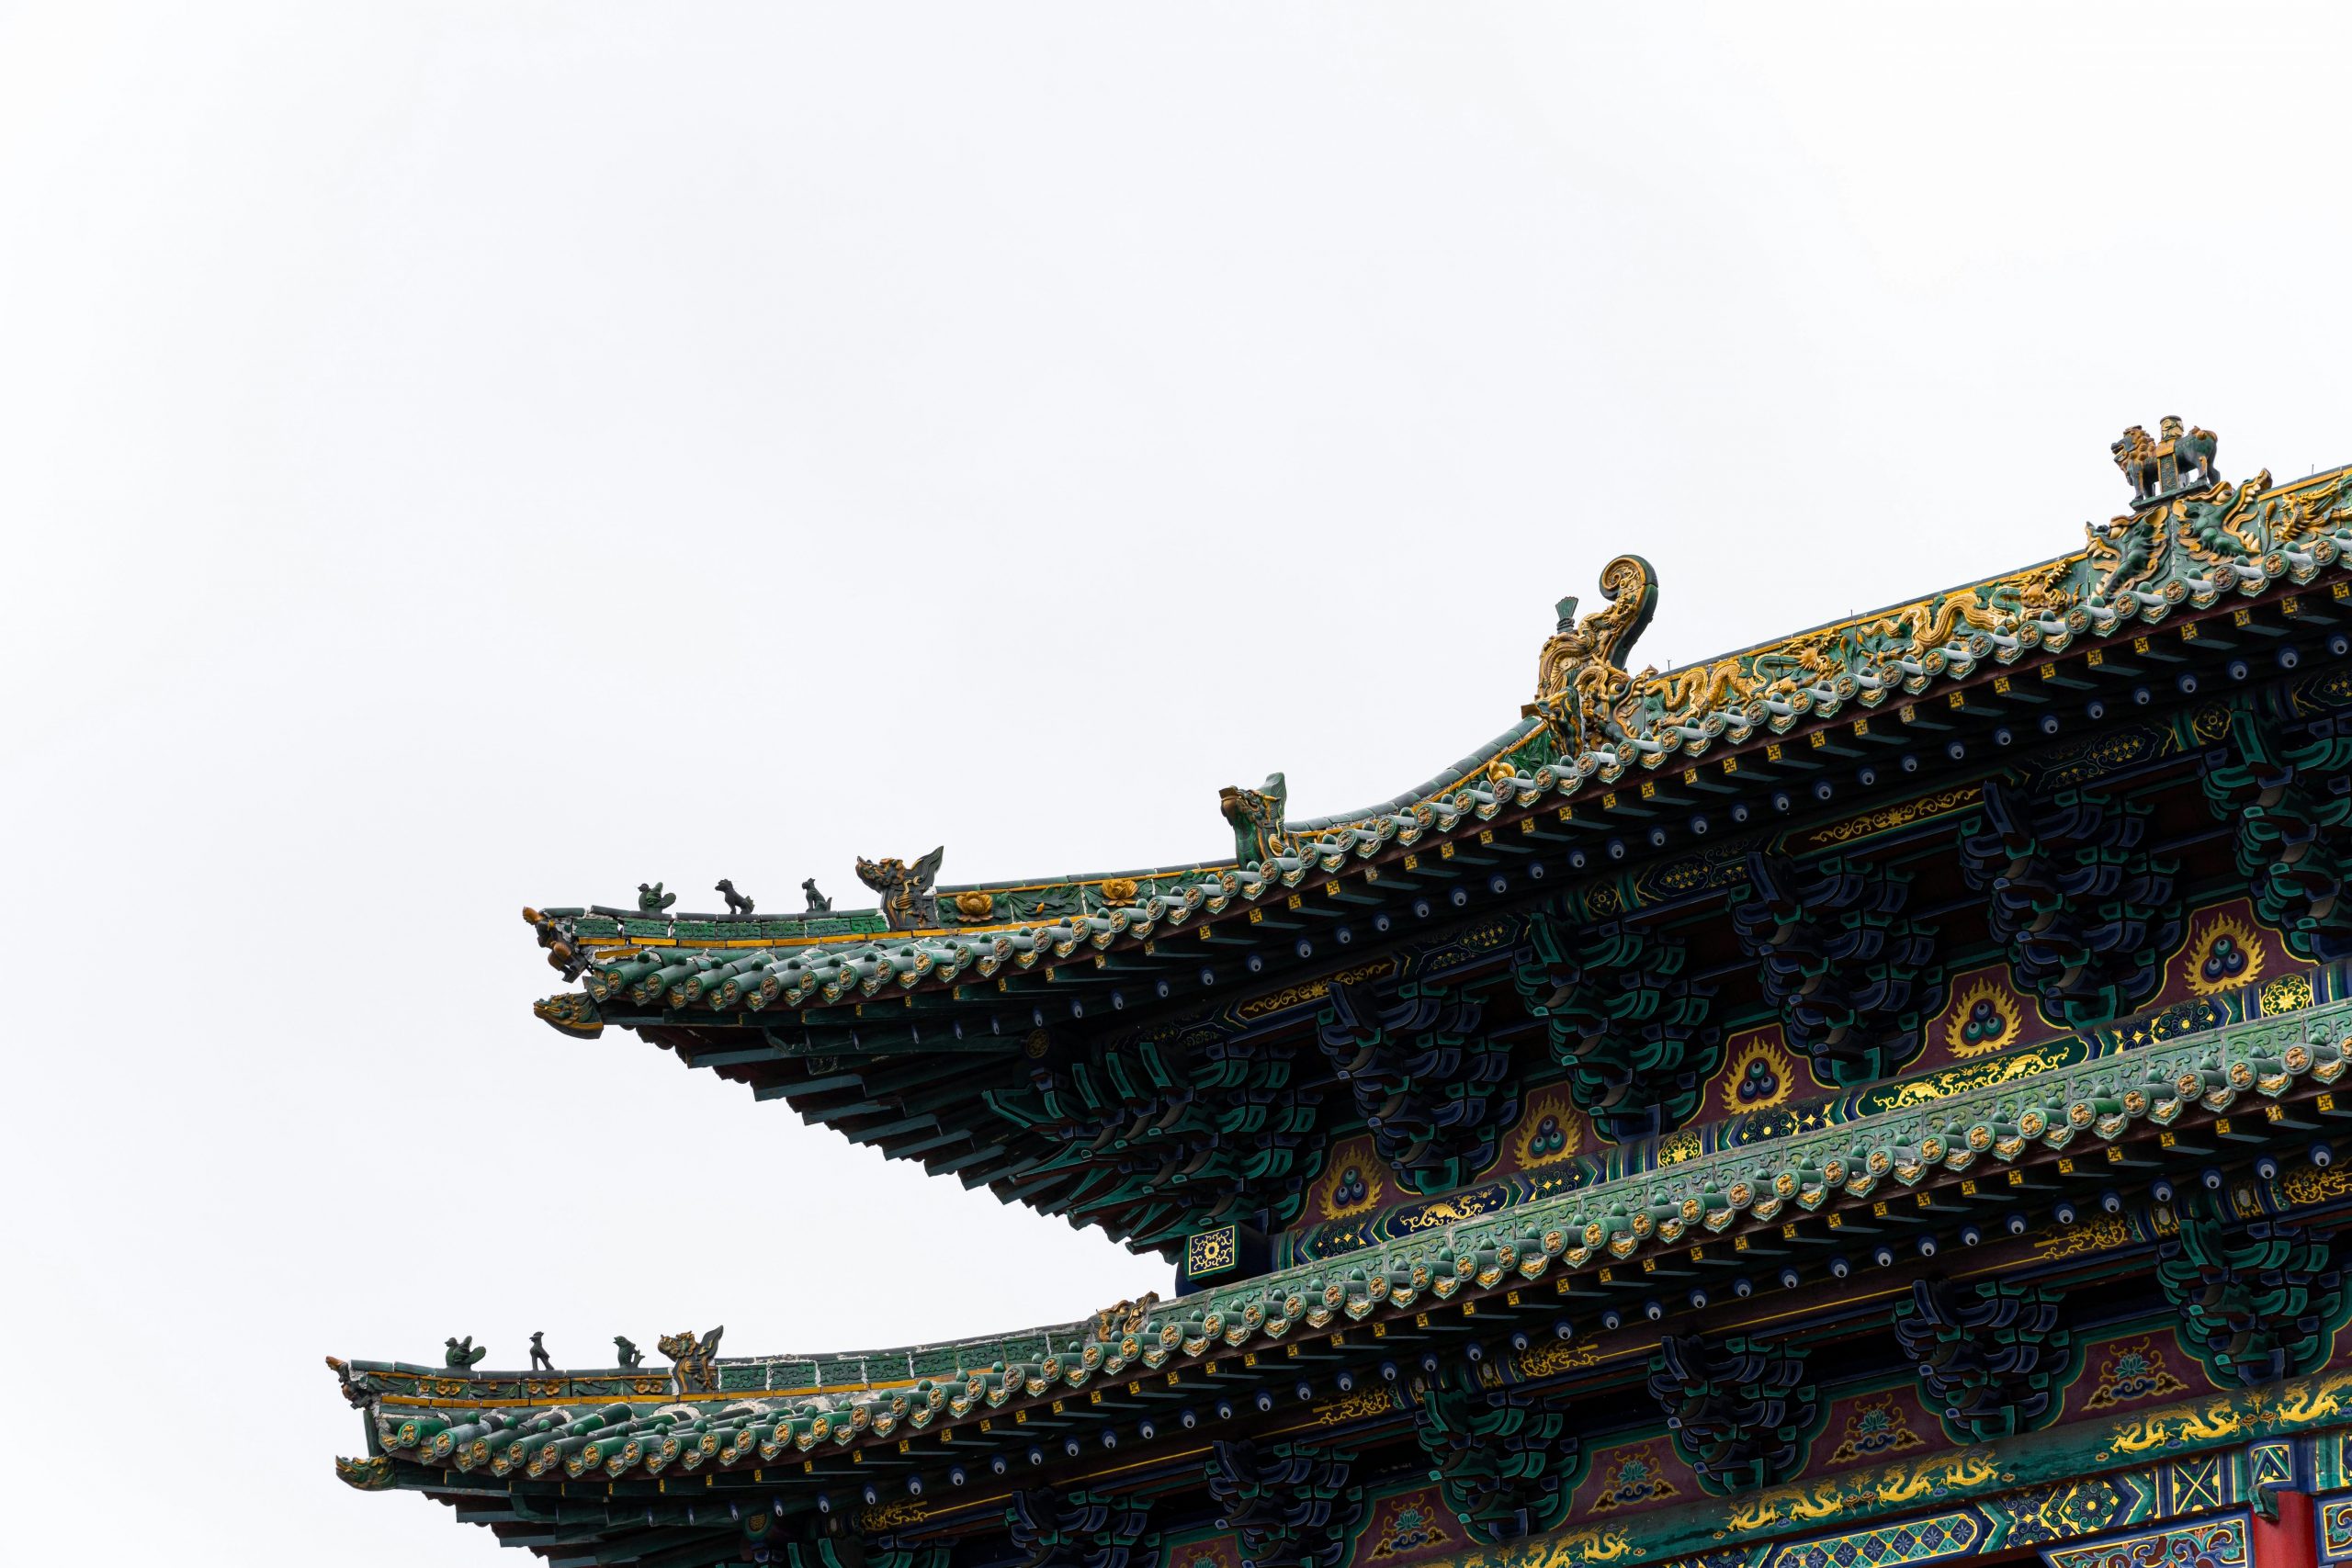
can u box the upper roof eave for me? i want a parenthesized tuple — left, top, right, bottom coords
(525, 458, 2352, 1022)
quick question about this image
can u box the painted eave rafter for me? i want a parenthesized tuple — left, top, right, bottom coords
(339, 996, 2352, 1492)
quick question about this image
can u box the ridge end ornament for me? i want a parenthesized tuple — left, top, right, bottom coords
(657, 1325, 725, 1394)
(1527, 553, 1659, 753)
(2085, 416, 2352, 607)
(857, 846, 944, 930)
(2112, 415, 2221, 509)
(1219, 773, 1294, 868)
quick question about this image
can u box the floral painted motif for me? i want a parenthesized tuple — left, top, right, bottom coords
(1587, 1443, 1680, 1513)
(2146, 998, 2227, 1042)
(2082, 1337, 2192, 1411)
(1169, 1535, 1243, 1568)
(1826, 1392, 1926, 1465)
(1363, 1488, 1458, 1562)
(2262, 974, 2315, 1015)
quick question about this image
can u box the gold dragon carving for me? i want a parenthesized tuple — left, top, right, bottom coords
(1529, 554, 1659, 752)
(1517, 425, 2352, 774)
(1281, 425, 2346, 863)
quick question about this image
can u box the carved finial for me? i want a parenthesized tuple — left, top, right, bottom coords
(335, 1455, 395, 1490)
(2114, 419, 2219, 506)
(635, 881, 676, 914)
(525, 907, 589, 979)
(855, 850, 944, 930)
(657, 1326, 725, 1393)
(528, 1331, 553, 1372)
(614, 1335, 643, 1368)
(1091, 1291, 1162, 1343)
(1218, 773, 1292, 868)
(715, 878, 754, 917)
(801, 878, 832, 913)
(1528, 555, 1659, 752)
(442, 1336, 487, 1370)
(325, 1355, 371, 1408)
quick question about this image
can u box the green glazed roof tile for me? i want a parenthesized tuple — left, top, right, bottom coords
(336, 991, 2351, 1485)
(522, 463, 2352, 1021)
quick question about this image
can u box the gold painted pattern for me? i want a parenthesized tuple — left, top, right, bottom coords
(1803, 786, 1984, 851)
(2181, 911, 2267, 998)
(2264, 975, 2316, 1014)
(2027, 1214, 2131, 1262)
(1310, 1388, 1398, 1427)
(1941, 976, 2026, 1058)
(1234, 959, 1398, 1022)
(855, 1498, 928, 1531)
(1515, 1337, 1602, 1378)
(1873, 1046, 2072, 1111)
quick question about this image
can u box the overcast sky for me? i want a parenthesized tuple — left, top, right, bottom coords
(5, 4, 2351, 1562)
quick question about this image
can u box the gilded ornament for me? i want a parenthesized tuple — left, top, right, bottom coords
(1515, 1337, 1600, 1378)
(1513, 1092, 1583, 1167)
(2261, 974, 2314, 1015)
(1314, 1139, 1387, 1221)
(1529, 555, 1659, 754)
(952, 890, 995, 919)
(2181, 911, 2265, 997)
(1362, 1491, 1457, 1562)
(2282, 1159, 2352, 1208)
(1100, 877, 1139, 905)
(1940, 976, 2025, 1058)
(657, 1326, 724, 1393)
(855, 846, 945, 931)
(1720, 1034, 1799, 1115)
(2028, 1214, 2131, 1262)
(1874, 1047, 2070, 1111)
(1218, 773, 1296, 867)
(1185, 1225, 1238, 1278)
(854, 1498, 929, 1530)
(1585, 1444, 1681, 1515)
(1805, 786, 1982, 851)
(1826, 1392, 1925, 1465)
(335, 1455, 396, 1490)
(1310, 1387, 1397, 1426)
(1556, 1527, 1640, 1563)
(533, 992, 603, 1037)
(1235, 958, 1396, 1022)
(2112, 416, 2222, 507)
(1395, 1190, 1503, 1232)
(2080, 1337, 2190, 1411)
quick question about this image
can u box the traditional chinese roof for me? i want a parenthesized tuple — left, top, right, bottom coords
(342, 424, 2352, 1568)
(331, 992, 2352, 1562)
(515, 441, 2352, 1253)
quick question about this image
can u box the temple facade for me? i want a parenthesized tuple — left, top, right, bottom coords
(334, 422, 2352, 1568)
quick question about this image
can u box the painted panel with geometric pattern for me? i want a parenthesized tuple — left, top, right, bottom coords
(2042, 1515, 2247, 1568)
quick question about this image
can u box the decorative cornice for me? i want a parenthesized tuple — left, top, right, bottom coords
(338, 996, 2352, 1483)
(520, 453, 2352, 1021)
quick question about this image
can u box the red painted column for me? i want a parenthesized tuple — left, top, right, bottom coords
(2252, 1490, 2318, 1568)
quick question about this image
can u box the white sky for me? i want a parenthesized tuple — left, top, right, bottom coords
(4, 4, 2350, 1562)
